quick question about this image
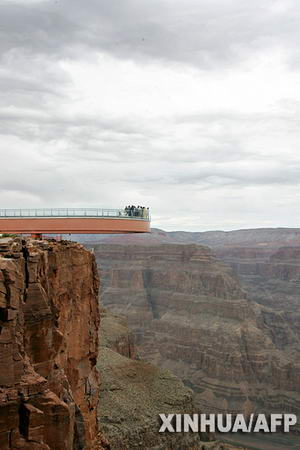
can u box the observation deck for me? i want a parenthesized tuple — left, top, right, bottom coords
(0, 208, 150, 235)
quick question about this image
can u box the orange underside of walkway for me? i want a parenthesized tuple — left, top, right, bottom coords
(0, 217, 150, 234)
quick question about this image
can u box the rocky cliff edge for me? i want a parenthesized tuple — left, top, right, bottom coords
(0, 237, 100, 450)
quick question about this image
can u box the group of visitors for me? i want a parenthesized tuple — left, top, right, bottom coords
(124, 205, 149, 218)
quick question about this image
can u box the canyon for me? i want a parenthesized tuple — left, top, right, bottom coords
(2, 228, 299, 448)
(0, 236, 237, 450)
(93, 238, 300, 428)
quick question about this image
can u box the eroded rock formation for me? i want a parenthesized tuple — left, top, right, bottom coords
(212, 245, 300, 380)
(217, 245, 300, 316)
(94, 243, 300, 422)
(0, 238, 100, 449)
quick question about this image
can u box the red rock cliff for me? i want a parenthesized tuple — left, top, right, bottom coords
(0, 238, 100, 450)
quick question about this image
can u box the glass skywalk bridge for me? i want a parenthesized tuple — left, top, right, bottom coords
(0, 208, 150, 235)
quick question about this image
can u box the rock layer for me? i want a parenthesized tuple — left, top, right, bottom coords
(94, 243, 300, 421)
(0, 238, 100, 450)
(217, 245, 300, 313)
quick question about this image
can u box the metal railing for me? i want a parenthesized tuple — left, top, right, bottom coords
(0, 208, 150, 220)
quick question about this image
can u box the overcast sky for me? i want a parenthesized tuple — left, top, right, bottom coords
(1, 0, 300, 231)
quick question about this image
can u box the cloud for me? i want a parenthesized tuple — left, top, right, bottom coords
(1, 0, 300, 68)
(0, 0, 300, 230)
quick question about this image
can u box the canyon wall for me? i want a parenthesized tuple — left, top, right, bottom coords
(216, 246, 300, 318)
(94, 243, 300, 421)
(0, 238, 100, 450)
(214, 245, 300, 366)
(93, 226, 300, 343)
